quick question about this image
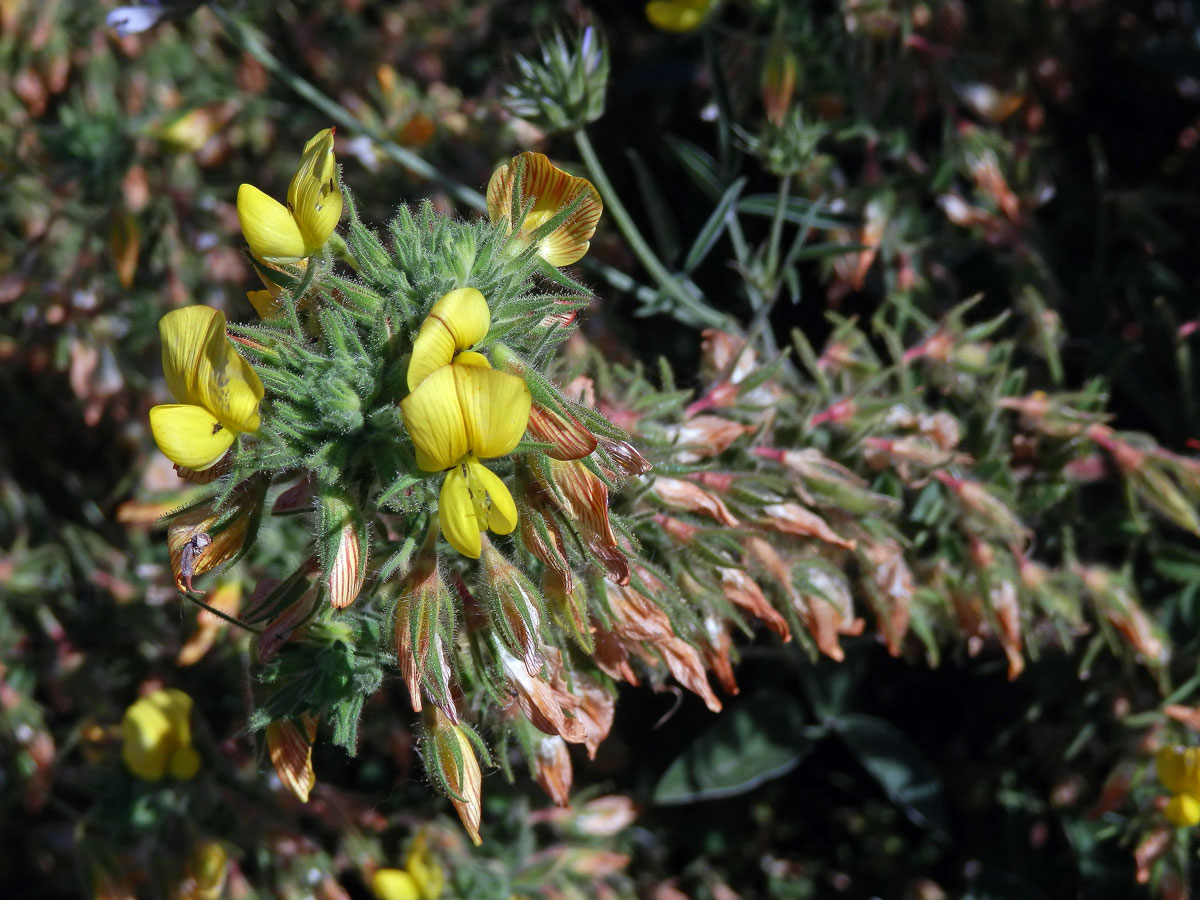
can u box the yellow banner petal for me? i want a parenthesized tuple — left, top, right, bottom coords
(407, 288, 492, 390)
(159, 306, 264, 435)
(237, 183, 308, 264)
(439, 467, 483, 558)
(149, 403, 237, 471)
(287, 128, 342, 253)
(472, 462, 518, 535)
(454, 366, 530, 459)
(160, 306, 223, 408)
(401, 366, 469, 471)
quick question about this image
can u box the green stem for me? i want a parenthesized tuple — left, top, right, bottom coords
(573, 128, 736, 331)
(765, 174, 792, 295)
(183, 592, 262, 635)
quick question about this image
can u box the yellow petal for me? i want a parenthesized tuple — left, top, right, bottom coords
(440, 465, 483, 558)
(168, 745, 201, 780)
(472, 461, 518, 535)
(237, 183, 308, 264)
(160, 306, 223, 408)
(158, 306, 263, 435)
(121, 700, 172, 781)
(247, 289, 283, 319)
(408, 288, 492, 391)
(371, 870, 422, 900)
(147, 689, 194, 745)
(454, 351, 491, 369)
(150, 404, 237, 470)
(287, 128, 342, 254)
(1167, 793, 1200, 827)
(486, 160, 513, 226)
(405, 833, 445, 900)
(454, 365, 530, 459)
(519, 152, 604, 267)
(401, 366, 470, 471)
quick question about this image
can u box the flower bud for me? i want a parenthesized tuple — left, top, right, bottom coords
(425, 707, 483, 846)
(480, 537, 544, 676)
(535, 459, 629, 585)
(527, 402, 598, 461)
(505, 29, 608, 133)
(393, 527, 457, 720)
(319, 489, 369, 609)
(762, 37, 798, 127)
(267, 717, 316, 803)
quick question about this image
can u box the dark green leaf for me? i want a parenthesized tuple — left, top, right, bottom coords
(833, 713, 950, 835)
(653, 691, 810, 805)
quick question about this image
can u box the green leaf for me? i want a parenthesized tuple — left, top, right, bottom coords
(739, 194, 856, 230)
(682, 177, 747, 273)
(833, 713, 950, 835)
(653, 691, 811, 805)
(627, 148, 681, 264)
(663, 134, 724, 200)
(1153, 542, 1200, 583)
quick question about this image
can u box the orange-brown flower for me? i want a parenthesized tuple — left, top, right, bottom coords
(487, 152, 603, 266)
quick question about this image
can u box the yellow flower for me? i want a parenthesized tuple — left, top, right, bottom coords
(370, 832, 445, 900)
(121, 689, 201, 782)
(1166, 792, 1200, 827)
(149, 306, 264, 471)
(1157, 745, 1200, 795)
(486, 152, 603, 267)
(237, 128, 343, 264)
(645, 0, 717, 32)
(400, 288, 530, 558)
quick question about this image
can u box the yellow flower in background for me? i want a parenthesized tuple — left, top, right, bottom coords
(486, 152, 603, 267)
(149, 306, 264, 471)
(237, 128, 343, 264)
(400, 288, 530, 558)
(1156, 745, 1200, 826)
(1166, 793, 1200, 828)
(121, 689, 200, 781)
(1157, 745, 1200, 795)
(370, 831, 445, 900)
(645, 0, 717, 32)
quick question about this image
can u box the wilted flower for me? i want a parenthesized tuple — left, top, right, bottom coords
(487, 152, 603, 266)
(400, 288, 531, 558)
(148, 306, 264, 472)
(237, 128, 343, 264)
(121, 689, 200, 782)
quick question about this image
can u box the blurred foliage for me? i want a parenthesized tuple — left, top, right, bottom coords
(4, 1, 1200, 899)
